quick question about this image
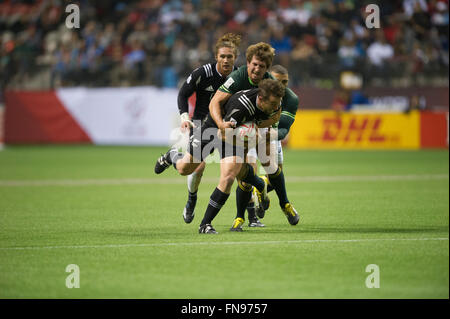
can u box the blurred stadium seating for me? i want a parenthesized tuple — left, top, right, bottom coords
(0, 0, 448, 91)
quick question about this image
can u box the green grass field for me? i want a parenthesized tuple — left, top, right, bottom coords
(0, 146, 448, 298)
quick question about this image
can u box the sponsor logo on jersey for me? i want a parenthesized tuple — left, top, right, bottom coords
(223, 77, 235, 89)
(205, 85, 214, 92)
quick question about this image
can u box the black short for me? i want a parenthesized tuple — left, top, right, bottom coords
(187, 124, 246, 162)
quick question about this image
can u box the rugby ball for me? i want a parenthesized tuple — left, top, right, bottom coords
(236, 122, 256, 141)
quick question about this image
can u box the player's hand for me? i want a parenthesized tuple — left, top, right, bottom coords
(180, 120, 196, 132)
(218, 121, 236, 137)
(271, 108, 281, 123)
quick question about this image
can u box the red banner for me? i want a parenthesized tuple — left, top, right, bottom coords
(420, 111, 449, 148)
(4, 91, 91, 144)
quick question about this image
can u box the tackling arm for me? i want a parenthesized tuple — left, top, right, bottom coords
(256, 108, 281, 128)
(209, 90, 235, 131)
(277, 111, 296, 140)
(276, 89, 299, 140)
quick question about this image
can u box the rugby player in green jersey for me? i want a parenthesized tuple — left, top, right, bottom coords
(209, 42, 300, 228)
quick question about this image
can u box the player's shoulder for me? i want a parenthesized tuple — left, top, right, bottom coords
(228, 65, 248, 80)
(280, 87, 299, 114)
(284, 87, 299, 104)
(186, 62, 217, 85)
(229, 88, 255, 105)
(234, 87, 258, 100)
(286, 87, 299, 100)
(201, 62, 216, 78)
(190, 62, 215, 77)
(221, 67, 242, 92)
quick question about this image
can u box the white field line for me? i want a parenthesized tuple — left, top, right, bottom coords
(0, 237, 448, 251)
(0, 174, 448, 187)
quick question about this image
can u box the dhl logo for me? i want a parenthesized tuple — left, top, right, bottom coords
(320, 116, 386, 143)
(289, 111, 421, 149)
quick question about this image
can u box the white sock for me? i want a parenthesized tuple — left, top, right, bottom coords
(187, 171, 203, 194)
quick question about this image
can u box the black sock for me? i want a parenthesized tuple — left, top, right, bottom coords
(247, 201, 256, 220)
(235, 181, 252, 220)
(267, 183, 274, 192)
(187, 191, 197, 209)
(200, 187, 230, 226)
(268, 168, 289, 208)
(241, 164, 265, 193)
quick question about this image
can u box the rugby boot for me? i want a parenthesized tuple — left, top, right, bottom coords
(282, 203, 300, 225)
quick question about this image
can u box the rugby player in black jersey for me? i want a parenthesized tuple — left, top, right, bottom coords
(163, 33, 241, 224)
(155, 79, 283, 233)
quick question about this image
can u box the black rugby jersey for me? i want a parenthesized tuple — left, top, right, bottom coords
(204, 88, 273, 129)
(178, 63, 237, 120)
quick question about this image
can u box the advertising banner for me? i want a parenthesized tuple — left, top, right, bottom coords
(5, 87, 180, 145)
(288, 111, 422, 149)
(420, 111, 449, 148)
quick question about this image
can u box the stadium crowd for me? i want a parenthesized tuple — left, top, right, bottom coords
(0, 0, 449, 90)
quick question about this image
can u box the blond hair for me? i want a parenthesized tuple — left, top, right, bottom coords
(215, 33, 241, 57)
(246, 42, 275, 68)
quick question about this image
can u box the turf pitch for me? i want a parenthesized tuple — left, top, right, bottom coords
(0, 146, 448, 298)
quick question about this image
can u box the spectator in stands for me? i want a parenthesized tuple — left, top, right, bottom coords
(338, 37, 363, 70)
(366, 31, 394, 81)
(0, 0, 448, 89)
(124, 39, 146, 84)
(291, 36, 317, 84)
(270, 26, 292, 67)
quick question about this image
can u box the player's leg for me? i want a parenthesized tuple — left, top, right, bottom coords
(230, 162, 269, 231)
(263, 141, 300, 225)
(199, 157, 242, 234)
(253, 130, 277, 217)
(155, 144, 202, 175)
(243, 150, 265, 227)
(155, 124, 205, 175)
(183, 161, 206, 223)
(231, 179, 253, 232)
(154, 146, 182, 174)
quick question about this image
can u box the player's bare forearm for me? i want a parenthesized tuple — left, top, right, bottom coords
(209, 91, 232, 129)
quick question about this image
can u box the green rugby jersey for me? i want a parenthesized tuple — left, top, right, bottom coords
(219, 65, 299, 140)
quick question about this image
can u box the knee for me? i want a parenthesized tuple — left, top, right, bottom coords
(177, 164, 192, 176)
(222, 174, 235, 187)
(219, 174, 235, 192)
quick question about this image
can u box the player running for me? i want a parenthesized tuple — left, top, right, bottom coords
(160, 33, 241, 224)
(209, 42, 300, 227)
(155, 79, 284, 234)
